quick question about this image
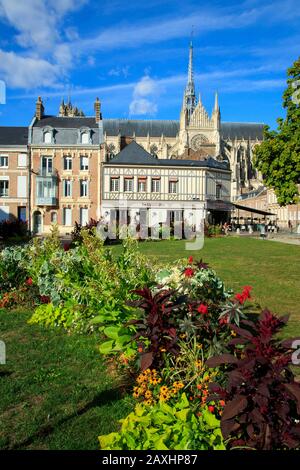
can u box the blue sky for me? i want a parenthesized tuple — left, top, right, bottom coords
(0, 0, 299, 128)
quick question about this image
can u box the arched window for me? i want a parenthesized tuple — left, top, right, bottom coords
(81, 132, 89, 144)
(44, 131, 52, 144)
(150, 144, 158, 158)
(107, 143, 116, 160)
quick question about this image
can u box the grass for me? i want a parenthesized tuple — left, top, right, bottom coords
(110, 237, 300, 335)
(0, 309, 133, 450)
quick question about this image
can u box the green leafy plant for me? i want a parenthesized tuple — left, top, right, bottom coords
(99, 393, 225, 450)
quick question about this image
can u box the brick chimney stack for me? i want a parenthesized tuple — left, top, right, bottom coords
(36, 96, 44, 121)
(94, 97, 101, 123)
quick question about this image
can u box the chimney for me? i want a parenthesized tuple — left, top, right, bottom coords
(36, 96, 44, 121)
(94, 97, 101, 123)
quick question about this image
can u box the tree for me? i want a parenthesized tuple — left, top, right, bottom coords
(253, 57, 300, 205)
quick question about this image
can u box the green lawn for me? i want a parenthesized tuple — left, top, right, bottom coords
(111, 237, 300, 334)
(0, 309, 132, 450)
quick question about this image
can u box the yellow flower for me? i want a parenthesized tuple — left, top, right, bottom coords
(197, 344, 203, 349)
(231, 330, 237, 337)
(195, 360, 202, 368)
(177, 382, 184, 389)
(160, 386, 168, 393)
(145, 390, 152, 399)
(144, 399, 153, 405)
(160, 348, 167, 352)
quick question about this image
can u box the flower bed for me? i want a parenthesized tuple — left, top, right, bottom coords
(1, 228, 300, 450)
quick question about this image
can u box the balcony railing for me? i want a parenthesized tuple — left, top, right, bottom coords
(36, 196, 58, 206)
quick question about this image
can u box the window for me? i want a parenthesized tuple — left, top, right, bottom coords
(0, 206, 9, 221)
(18, 154, 27, 167)
(18, 207, 26, 222)
(81, 132, 89, 144)
(0, 179, 9, 197)
(168, 181, 178, 194)
(63, 156, 72, 171)
(41, 156, 53, 175)
(110, 178, 119, 192)
(138, 178, 147, 192)
(151, 178, 160, 193)
(80, 156, 89, 171)
(63, 179, 72, 197)
(44, 131, 52, 144)
(63, 208, 72, 226)
(51, 212, 57, 223)
(216, 184, 222, 199)
(37, 180, 55, 198)
(0, 155, 8, 168)
(17, 176, 27, 198)
(80, 180, 88, 197)
(124, 178, 133, 192)
(80, 208, 89, 226)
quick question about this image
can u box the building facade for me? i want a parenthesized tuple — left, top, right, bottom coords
(0, 127, 28, 223)
(0, 44, 272, 234)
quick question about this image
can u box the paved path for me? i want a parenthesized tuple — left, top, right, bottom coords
(267, 237, 300, 246)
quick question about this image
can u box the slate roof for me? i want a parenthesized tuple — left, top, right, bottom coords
(0, 127, 28, 146)
(221, 122, 264, 140)
(103, 119, 264, 140)
(32, 116, 264, 140)
(106, 141, 230, 170)
(103, 119, 179, 137)
(33, 116, 98, 128)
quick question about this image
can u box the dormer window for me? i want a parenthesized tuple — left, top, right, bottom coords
(81, 132, 89, 144)
(42, 127, 55, 144)
(44, 131, 52, 144)
(79, 128, 91, 145)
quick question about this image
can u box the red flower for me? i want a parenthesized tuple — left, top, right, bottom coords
(26, 278, 33, 286)
(235, 286, 253, 304)
(235, 293, 246, 304)
(184, 267, 194, 277)
(138, 346, 143, 353)
(208, 405, 215, 413)
(188, 256, 193, 264)
(64, 243, 70, 251)
(219, 400, 225, 407)
(219, 315, 229, 325)
(197, 304, 208, 315)
(40, 295, 50, 304)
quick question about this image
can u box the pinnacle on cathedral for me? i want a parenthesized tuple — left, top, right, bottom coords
(183, 41, 197, 123)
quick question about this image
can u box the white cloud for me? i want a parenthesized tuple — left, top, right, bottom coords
(0, 0, 86, 89)
(129, 98, 157, 115)
(133, 75, 158, 96)
(108, 66, 130, 78)
(0, 49, 60, 89)
(129, 74, 161, 116)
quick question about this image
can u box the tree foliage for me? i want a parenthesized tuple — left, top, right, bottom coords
(253, 57, 300, 205)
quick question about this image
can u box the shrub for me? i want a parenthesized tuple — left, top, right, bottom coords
(0, 245, 28, 293)
(0, 219, 28, 239)
(206, 309, 300, 450)
(99, 393, 225, 450)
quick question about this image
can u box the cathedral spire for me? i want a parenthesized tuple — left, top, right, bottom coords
(188, 41, 194, 88)
(183, 41, 197, 124)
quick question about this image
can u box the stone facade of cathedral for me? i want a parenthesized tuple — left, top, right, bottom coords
(102, 43, 264, 200)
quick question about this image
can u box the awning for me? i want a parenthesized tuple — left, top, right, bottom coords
(233, 203, 276, 216)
